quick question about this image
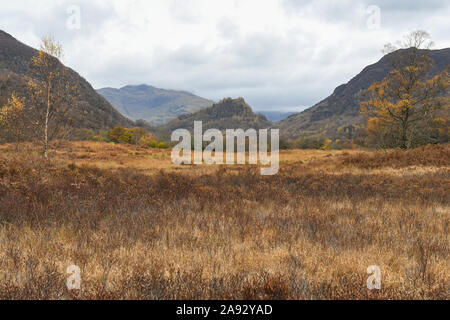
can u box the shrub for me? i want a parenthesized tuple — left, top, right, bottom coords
(157, 141, 168, 149)
(108, 127, 131, 144)
(107, 127, 162, 147)
(295, 137, 326, 149)
(138, 133, 158, 148)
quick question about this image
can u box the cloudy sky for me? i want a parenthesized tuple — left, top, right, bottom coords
(1, 0, 449, 112)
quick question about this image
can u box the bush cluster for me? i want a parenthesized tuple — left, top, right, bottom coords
(79, 127, 168, 149)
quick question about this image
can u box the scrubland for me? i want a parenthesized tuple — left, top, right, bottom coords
(0, 141, 448, 299)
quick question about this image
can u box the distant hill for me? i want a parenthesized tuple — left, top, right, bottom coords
(157, 97, 273, 138)
(280, 48, 450, 139)
(97, 84, 214, 126)
(261, 111, 296, 122)
(0, 30, 133, 131)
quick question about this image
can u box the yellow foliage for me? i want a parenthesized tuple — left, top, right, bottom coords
(138, 133, 158, 147)
(0, 93, 25, 124)
(0, 93, 28, 149)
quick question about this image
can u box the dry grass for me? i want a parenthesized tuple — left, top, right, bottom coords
(340, 144, 450, 168)
(0, 142, 448, 299)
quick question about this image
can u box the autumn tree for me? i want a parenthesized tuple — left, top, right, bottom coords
(108, 126, 132, 144)
(361, 30, 449, 149)
(27, 36, 79, 159)
(130, 127, 148, 145)
(107, 126, 157, 147)
(0, 93, 29, 150)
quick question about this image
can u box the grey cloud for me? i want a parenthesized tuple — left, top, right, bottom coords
(283, 0, 449, 14)
(216, 18, 240, 39)
(366, 0, 450, 12)
(170, 0, 201, 23)
(282, 0, 450, 31)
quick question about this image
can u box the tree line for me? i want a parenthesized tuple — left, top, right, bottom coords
(80, 126, 168, 149)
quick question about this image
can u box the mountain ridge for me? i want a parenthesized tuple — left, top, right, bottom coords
(0, 30, 133, 131)
(280, 47, 450, 139)
(156, 97, 273, 138)
(97, 84, 214, 126)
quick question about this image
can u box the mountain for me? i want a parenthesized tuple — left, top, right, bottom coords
(97, 84, 214, 126)
(157, 97, 273, 138)
(261, 111, 296, 122)
(280, 48, 450, 139)
(0, 30, 133, 131)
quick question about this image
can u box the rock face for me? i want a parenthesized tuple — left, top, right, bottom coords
(157, 97, 273, 137)
(0, 30, 133, 131)
(280, 48, 450, 139)
(97, 84, 214, 126)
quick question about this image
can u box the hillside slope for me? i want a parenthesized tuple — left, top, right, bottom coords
(280, 48, 450, 139)
(157, 97, 273, 138)
(97, 84, 214, 125)
(0, 30, 133, 131)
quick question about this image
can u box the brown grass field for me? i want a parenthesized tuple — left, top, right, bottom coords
(0, 141, 448, 299)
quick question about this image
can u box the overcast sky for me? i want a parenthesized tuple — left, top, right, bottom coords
(1, 0, 449, 112)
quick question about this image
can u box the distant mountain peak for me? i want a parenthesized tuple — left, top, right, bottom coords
(97, 84, 214, 126)
(157, 97, 273, 137)
(212, 97, 254, 114)
(122, 84, 153, 90)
